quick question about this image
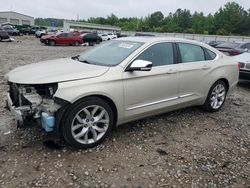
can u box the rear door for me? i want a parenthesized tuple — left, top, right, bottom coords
(123, 42, 180, 120)
(177, 42, 215, 104)
(65, 33, 74, 44)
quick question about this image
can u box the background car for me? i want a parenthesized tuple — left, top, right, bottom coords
(44, 32, 83, 46)
(215, 42, 250, 56)
(98, 33, 110, 41)
(35, 28, 56, 38)
(235, 51, 250, 81)
(107, 33, 117, 39)
(207, 41, 224, 47)
(3, 26, 20, 36)
(81, 33, 102, 45)
(0, 26, 10, 41)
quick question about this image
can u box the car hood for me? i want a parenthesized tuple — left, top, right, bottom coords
(6, 58, 109, 84)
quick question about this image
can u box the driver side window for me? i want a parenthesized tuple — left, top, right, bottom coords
(136, 43, 174, 67)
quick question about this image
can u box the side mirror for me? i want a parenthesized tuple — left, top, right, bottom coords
(126, 59, 152, 72)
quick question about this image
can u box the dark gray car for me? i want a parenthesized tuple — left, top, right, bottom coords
(3, 26, 20, 36)
(0, 27, 10, 41)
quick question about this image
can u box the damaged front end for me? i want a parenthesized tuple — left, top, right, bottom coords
(6, 82, 65, 132)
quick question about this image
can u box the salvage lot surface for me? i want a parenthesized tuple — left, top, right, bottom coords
(0, 36, 249, 188)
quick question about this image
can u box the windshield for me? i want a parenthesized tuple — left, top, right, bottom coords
(77, 40, 144, 66)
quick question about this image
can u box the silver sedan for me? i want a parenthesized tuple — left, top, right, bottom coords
(6, 37, 239, 148)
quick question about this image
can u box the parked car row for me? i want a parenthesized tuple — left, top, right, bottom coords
(40, 32, 105, 46)
(13, 25, 47, 35)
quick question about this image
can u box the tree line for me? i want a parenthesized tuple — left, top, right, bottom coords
(35, 2, 250, 36)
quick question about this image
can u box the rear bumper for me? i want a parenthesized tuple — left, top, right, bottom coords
(239, 70, 250, 80)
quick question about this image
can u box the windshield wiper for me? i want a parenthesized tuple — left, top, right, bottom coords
(71, 55, 80, 60)
(72, 55, 91, 64)
(79, 60, 91, 64)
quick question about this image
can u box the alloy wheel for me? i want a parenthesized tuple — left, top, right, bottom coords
(210, 83, 226, 110)
(71, 105, 110, 144)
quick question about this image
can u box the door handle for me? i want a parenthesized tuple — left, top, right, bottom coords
(201, 65, 211, 70)
(166, 69, 178, 74)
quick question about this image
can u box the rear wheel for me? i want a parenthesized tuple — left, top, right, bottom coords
(203, 80, 227, 112)
(0, 36, 2, 42)
(62, 97, 115, 149)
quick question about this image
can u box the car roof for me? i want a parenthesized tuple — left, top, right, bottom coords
(116, 36, 202, 44)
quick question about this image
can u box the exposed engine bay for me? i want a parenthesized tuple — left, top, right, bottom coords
(7, 82, 62, 131)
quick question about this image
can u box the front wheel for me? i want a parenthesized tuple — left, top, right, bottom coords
(62, 97, 115, 149)
(203, 80, 227, 112)
(48, 40, 56, 46)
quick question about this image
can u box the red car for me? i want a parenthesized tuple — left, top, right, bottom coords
(41, 32, 83, 46)
(215, 42, 246, 56)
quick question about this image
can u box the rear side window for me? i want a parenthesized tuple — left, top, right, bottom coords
(136, 43, 174, 67)
(59, 33, 67, 37)
(206, 49, 217, 60)
(178, 43, 205, 63)
(67, 33, 74, 37)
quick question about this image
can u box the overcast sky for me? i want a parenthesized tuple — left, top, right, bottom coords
(0, 0, 249, 20)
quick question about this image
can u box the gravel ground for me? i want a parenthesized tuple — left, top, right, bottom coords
(0, 36, 249, 188)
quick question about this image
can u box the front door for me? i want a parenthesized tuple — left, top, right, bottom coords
(123, 42, 179, 121)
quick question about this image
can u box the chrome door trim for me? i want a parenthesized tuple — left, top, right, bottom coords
(126, 93, 194, 111)
(179, 94, 193, 98)
(126, 96, 178, 111)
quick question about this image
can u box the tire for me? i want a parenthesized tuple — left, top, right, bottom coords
(202, 80, 228, 112)
(0, 36, 2, 42)
(62, 97, 115, 149)
(49, 40, 56, 46)
(89, 42, 94, 46)
(74, 41, 80, 46)
(96, 40, 100, 44)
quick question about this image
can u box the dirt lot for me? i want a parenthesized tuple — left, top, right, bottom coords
(0, 36, 249, 188)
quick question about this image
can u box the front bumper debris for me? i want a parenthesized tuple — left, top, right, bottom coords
(6, 90, 61, 126)
(7, 93, 24, 124)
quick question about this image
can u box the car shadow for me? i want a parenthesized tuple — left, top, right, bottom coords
(238, 80, 250, 90)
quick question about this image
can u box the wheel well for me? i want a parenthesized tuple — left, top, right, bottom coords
(218, 78, 229, 91)
(74, 95, 118, 124)
(56, 95, 118, 136)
